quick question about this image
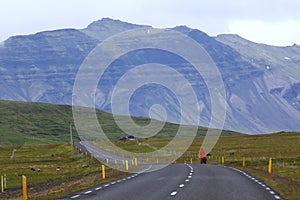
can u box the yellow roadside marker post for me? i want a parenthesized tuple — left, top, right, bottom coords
(190, 158, 193, 164)
(22, 175, 27, 200)
(242, 158, 246, 167)
(125, 160, 129, 171)
(268, 158, 272, 174)
(102, 165, 106, 179)
(221, 156, 225, 165)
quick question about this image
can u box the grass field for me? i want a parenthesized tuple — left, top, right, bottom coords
(116, 133, 300, 199)
(1, 134, 299, 199)
(0, 100, 299, 199)
(0, 143, 127, 200)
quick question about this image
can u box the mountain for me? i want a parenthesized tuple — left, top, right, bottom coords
(0, 18, 300, 134)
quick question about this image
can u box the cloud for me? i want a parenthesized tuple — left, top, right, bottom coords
(228, 19, 300, 46)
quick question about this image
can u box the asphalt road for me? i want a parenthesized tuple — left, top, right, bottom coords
(61, 164, 282, 200)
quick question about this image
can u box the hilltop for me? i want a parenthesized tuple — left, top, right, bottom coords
(0, 100, 240, 145)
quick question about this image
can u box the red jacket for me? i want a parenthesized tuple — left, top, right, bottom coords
(200, 149, 206, 158)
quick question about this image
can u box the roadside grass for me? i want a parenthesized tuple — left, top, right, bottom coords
(1, 101, 299, 199)
(116, 132, 300, 199)
(184, 133, 300, 200)
(0, 143, 127, 200)
(0, 144, 94, 187)
(239, 166, 300, 200)
(1, 134, 299, 199)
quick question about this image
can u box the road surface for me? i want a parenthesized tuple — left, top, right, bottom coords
(61, 164, 282, 200)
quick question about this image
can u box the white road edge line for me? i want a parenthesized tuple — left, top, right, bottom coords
(84, 190, 92, 194)
(71, 195, 80, 199)
(274, 195, 281, 199)
(95, 187, 102, 191)
(229, 166, 282, 200)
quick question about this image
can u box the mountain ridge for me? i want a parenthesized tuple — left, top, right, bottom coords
(1, 18, 300, 134)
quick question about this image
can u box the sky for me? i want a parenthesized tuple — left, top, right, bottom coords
(1, 0, 300, 46)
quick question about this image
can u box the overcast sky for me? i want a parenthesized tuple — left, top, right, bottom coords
(1, 0, 300, 46)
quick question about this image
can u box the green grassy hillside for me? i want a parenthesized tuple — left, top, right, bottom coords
(0, 101, 76, 145)
(0, 100, 240, 145)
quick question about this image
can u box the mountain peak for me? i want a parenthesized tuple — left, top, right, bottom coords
(172, 25, 193, 34)
(87, 17, 128, 28)
(82, 17, 150, 41)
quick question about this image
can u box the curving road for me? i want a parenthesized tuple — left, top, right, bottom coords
(61, 164, 283, 200)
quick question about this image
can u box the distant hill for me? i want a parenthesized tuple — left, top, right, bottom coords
(0, 18, 300, 134)
(0, 101, 240, 145)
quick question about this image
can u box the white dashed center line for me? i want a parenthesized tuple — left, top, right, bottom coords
(170, 191, 177, 196)
(179, 184, 184, 188)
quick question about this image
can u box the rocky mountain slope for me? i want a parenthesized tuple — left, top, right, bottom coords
(1, 18, 300, 134)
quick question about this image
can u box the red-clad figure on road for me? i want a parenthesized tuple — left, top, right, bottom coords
(199, 148, 207, 164)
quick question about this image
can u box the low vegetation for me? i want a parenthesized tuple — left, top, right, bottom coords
(120, 133, 300, 199)
(0, 143, 126, 200)
(0, 101, 299, 199)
